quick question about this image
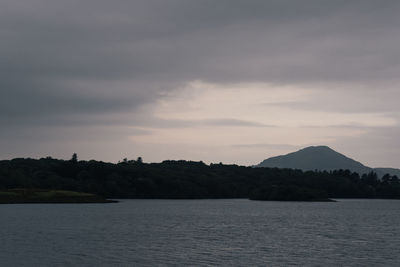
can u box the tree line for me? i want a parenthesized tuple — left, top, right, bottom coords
(0, 156, 399, 200)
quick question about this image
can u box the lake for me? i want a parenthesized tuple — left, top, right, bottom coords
(1, 199, 399, 266)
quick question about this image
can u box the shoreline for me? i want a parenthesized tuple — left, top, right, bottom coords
(0, 189, 117, 204)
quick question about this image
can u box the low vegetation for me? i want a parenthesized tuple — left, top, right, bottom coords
(0, 188, 115, 204)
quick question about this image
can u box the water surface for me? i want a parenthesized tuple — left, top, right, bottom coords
(1, 199, 399, 266)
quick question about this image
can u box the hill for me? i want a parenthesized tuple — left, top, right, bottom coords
(256, 146, 400, 177)
(257, 146, 372, 174)
(374, 168, 400, 178)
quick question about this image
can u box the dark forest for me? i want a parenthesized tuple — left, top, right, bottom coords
(1, 156, 399, 201)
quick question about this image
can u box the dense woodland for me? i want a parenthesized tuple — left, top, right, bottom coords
(1, 155, 400, 201)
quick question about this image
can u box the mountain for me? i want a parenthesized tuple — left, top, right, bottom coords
(257, 146, 377, 175)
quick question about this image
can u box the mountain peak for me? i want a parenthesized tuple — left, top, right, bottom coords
(297, 145, 337, 153)
(301, 145, 332, 150)
(256, 145, 371, 174)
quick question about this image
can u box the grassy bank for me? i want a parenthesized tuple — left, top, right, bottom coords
(0, 189, 117, 204)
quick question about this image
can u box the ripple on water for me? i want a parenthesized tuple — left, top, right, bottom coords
(0, 199, 399, 266)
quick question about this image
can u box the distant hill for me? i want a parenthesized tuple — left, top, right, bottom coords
(256, 146, 400, 177)
(374, 168, 400, 178)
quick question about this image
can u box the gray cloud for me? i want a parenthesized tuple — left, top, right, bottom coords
(264, 88, 400, 114)
(132, 118, 275, 129)
(332, 126, 400, 168)
(2, 0, 400, 164)
(3, 1, 400, 115)
(232, 143, 301, 150)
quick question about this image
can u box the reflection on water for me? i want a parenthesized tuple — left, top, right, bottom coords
(1, 199, 399, 266)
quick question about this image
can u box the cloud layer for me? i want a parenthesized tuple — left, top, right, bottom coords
(1, 0, 400, 167)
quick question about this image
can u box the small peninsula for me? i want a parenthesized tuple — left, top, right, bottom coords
(249, 185, 335, 202)
(0, 189, 117, 204)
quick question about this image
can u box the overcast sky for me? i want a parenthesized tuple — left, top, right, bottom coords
(2, 0, 400, 167)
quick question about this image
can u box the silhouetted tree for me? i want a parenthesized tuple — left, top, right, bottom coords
(382, 174, 391, 185)
(362, 171, 379, 187)
(1, 157, 400, 200)
(70, 153, 78, 163)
